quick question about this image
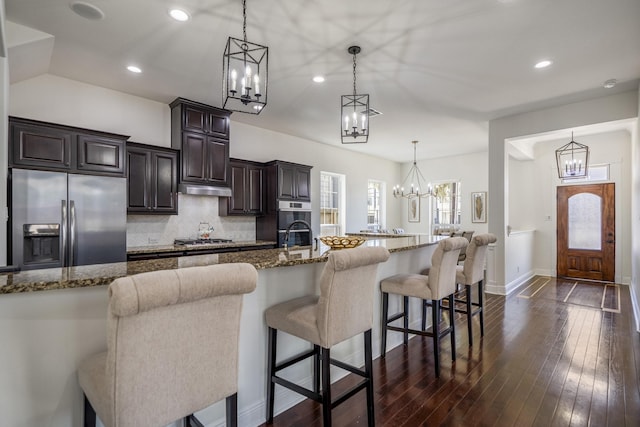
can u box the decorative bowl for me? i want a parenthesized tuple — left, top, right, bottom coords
(319, 236, 366, 249)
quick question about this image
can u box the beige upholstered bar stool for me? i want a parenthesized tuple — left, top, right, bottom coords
(454, 233, 497, 346)
(78, 263, 258, 427)
(380, 237, 468, 377)
(265, 246, 390, 427)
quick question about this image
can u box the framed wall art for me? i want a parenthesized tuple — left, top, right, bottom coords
(408, 197, 420, 222)
(472, 192, 487, 223)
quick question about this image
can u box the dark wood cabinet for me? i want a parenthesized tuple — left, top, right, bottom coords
(170, 98, 231, 188)
(9, 117, 128, 176)
(271, 161, 312, 202)
(219, 158, 264, 216)
(76, 134, 125, 175)
(126, 143, 178, 215)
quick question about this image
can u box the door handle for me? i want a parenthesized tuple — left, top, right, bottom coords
(70, 200, 77, 267)
(61, 200, 68, 266)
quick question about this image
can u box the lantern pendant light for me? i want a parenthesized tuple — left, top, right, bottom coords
(223, 0, 268, 114)
(555, 132, 589, 179)
(341, 46, 370, 144)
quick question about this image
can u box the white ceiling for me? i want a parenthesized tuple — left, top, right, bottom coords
(4, 0, 640, 163)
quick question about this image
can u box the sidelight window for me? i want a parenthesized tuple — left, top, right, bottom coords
(320, 172, 345, 236)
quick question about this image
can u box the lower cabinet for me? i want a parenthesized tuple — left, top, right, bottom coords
(219, 158, 264, 216)
(126, 143, 178, 214)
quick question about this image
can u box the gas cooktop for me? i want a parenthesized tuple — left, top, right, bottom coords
(174, 238, 233, 246)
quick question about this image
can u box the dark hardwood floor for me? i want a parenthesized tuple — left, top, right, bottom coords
(261, 277, 640, 426)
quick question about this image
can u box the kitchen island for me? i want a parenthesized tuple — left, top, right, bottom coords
(0, 235, 444, 427)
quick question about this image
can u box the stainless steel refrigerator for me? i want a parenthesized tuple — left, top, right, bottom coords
(11, 168, 127, 270)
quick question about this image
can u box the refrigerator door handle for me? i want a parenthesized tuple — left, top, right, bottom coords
(70, 200, 77, 267)
(61, 200, 68, 266)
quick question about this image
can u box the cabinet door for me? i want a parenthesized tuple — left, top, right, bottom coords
(77, 134, 126, 176)
(127, 149, 151, 212)
(206, 137, 229, 185)
(295, 166, 311, 201)
(228, 163, 248, 214)
(278, 164, 296, 200)
(208, 111, 230, 138)
(152, 151, 178, 214)
(181, 132, 207, 182)
(247, 165, 264, 214)
(183, 106, 207, 133)
(10, 121, 72, 170)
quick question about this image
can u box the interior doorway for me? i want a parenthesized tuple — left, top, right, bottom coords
(556, 183, 615, 282)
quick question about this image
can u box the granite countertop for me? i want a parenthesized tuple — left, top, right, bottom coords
(347, 232, 413, 238)
(0, 235, 444, 294)
(127, 240, 277, 255)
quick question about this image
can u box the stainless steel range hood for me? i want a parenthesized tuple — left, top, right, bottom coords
(178, 183, 232, 197)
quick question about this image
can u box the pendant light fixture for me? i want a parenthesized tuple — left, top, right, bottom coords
(341, 46, 369, 144)
(555, 132, 589, 179)
(393, 141, 435, 199)
(223, 0, 268, 114)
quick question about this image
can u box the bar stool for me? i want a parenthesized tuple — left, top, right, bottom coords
(78, 263, 258, 427)
(265, 246, 390, 426)
(380, 237, 467, 377)
(453, 233, 497, 346)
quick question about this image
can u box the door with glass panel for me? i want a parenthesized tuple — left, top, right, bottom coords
(557, 183, 615, 282)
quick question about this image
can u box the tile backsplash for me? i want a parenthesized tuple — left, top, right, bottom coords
(126, 194, 256, 247)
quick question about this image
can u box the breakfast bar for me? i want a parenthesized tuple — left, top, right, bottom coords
(0, 236, 442, 426)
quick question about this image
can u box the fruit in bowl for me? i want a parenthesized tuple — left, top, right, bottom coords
(319, 236, 365, 249)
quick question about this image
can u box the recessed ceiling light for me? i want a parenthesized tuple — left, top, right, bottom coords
(169, 8, 190, 22)
(313, 76, 325, 83)
(127, 65, 142, 74)
(603, 79, 617, 89)
(534, 60, 552, 69)
(69, 1, 105, 20)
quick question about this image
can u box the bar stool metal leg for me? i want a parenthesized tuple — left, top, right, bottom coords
(403, 296, 409, 345)
(226, 393, 237, 427)
(465, 284, 473, 346)
(321, 347, 332, 427)
(381, 292, 389, 357)
(266, 327, 277, 423)
(364, 330, 375, 427)
(431, 298, 440, 377)
(448, 294, 456, 362)
(478, 279, 485, 337)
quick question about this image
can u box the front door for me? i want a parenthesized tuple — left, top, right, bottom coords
(557, 183, 615, 282)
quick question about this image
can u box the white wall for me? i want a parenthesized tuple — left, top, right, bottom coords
(633, 86, 640, 331)
(489, 90, 639, 295)
(400, 151, 489, 235)
(0, 0, 7, 266)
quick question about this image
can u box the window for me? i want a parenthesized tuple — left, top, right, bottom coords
(431, 181, 461, 227)
(320, 172, 345, 236)
(562, 164, 609, 183)
(367, 180, 385, 230)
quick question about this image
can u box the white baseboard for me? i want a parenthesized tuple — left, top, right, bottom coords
(486, 270, 535, 295)
(629, 283, 640, 333)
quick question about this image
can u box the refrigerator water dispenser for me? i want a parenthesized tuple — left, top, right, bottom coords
(23, 224, 60, 266)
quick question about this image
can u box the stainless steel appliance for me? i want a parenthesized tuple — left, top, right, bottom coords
(277, 201, 311, 247)
(11, 168, 127, 270)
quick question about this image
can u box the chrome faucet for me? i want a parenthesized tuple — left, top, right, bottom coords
(284, 220, 313, 248)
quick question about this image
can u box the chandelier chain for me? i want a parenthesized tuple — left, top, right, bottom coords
(242, 0, 247, 42)
(352, 51, 357, 96)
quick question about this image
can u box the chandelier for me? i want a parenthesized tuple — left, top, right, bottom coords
(393, 141, 435, 199)
(341, 46, 369, 144)
(222, 0, 268, 114)
(555, 132, 589, 179)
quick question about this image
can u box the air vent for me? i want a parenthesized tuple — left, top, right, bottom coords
(361, 108, 383, 117)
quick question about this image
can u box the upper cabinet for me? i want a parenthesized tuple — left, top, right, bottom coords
(277, 162, 311, 201)
(126, 142, 178, 215)
(262, 160, 312, 213)
(170, 98, 231, 187)
(219, 158, 264, 216)
(9, 117, 127, 176)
